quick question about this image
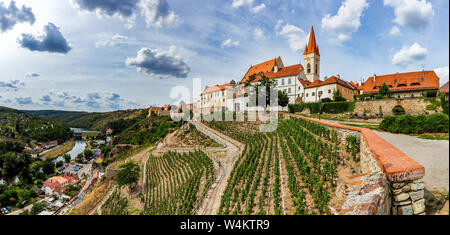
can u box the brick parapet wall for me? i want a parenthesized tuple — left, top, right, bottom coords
(282, 112, 425, 215)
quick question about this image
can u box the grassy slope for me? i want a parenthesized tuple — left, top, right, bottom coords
(23, 109, 143, 130)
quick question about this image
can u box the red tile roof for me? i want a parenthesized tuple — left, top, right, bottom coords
(266, 64, 304, 79)
(201, 83, 231, 95)
(440, 82, 449, 93)
(240, 58, 279, 84)
(150, 107, 162, 111)
(362, 71, 440, 94)
(43, 181, 60, 190)
(305, 76, 356, 90)
(304, 26, 320, 56)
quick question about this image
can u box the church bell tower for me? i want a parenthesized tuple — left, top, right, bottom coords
(303, 26, 320, 82)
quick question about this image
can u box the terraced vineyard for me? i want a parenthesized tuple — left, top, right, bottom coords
(204, 115, 359, 215)
(143, 150, 214, 215)
(101, 190, 129, 215)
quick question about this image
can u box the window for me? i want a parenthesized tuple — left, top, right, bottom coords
(312, 92, 315, 96)
(315, 64, 318, 74)
(288, 88, 291, 93)
(328, 89, 331, 94)
(288, 78, 291, 84)
(282, 79, 285, 85)
(306, 93, 309, 97)
(318, 91, 323, 96)
(284, 89, 287, 93)
(307, 64, 311, 73)
(298, 86, 301, 90)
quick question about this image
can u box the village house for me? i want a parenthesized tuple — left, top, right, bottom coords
(361, 71, 440, 98)
(42, 175, 76, 195)
(440, 81, 449, 101)
(44, 141, 58, 149)
(303, 75, 357, 103)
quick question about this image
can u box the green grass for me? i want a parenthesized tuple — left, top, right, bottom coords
(41, 140, 75, 159)
(417, 133, 449, 141)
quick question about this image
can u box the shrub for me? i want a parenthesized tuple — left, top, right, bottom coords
(392, 106, 405, 115)
(380, 114, 449, 134)
(289, 102, 354, 114)
(424, 113, 449, 133)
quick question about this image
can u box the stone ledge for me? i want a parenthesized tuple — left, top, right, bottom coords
(282, 112, 425, 182)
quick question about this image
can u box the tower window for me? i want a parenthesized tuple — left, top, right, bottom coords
(307, 64, 311, 74)
(315, 64, 318, 75)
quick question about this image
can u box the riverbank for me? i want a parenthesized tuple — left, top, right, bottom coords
(41, 141, 76, 160)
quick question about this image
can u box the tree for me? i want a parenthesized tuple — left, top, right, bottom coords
(278, 90, 289, 107)
(42, 159, 55, 175)
(248, 73, 276, 108)
(378, 82, 391, 97)
(333, 90, 346, 102)
(63, 154, 71, 163)
(116, 162, 140, 192)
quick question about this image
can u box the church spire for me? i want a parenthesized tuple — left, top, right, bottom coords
(303, 26, 320, 56)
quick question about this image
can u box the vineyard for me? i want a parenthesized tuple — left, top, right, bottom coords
(204, 115, 360, 215)
(101, 190, 129, 215)
(143, 150, 214, 215)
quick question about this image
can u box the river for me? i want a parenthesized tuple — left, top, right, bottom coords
(54, 140, 87, 163)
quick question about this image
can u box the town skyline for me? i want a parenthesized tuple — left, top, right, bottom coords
(0, 0, 449, 112)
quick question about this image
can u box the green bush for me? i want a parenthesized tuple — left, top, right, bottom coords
(380, 114, 448, 134)
(392, 106, 405, 115)
(288, 102, 354, 114)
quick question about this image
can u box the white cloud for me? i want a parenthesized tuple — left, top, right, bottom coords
(392, 43, 428, 67)
(383, 0, 434, 31)
(321, 0, 369, 42)
(232, 0, 254, 8)
(221, 38, 240, 48)
(140, 0, 181, 28)
(95, 33, 136, 47)
(435, 66, 449, 83)
(250, 3, 266, 13)
(277, 24, 309, 52)
(390, 26, 401, 36)
(253, 27, 265, 40)
(274, 19, 284, 32)
(126, 46, 190, 78)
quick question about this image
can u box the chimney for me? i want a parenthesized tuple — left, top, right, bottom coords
(337, 74, 340, 79)
(374, 74, 377, 82)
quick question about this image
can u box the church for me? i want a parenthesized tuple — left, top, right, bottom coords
(197, 26, 356, 113)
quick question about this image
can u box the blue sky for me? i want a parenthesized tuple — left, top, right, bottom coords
(0, 0, 448, 112)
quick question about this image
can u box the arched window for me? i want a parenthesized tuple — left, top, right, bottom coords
(315, 64, 318, 74)
(307, 63, 311, 74)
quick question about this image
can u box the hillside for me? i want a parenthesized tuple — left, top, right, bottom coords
(23, 109, 144, 130)
(0, 106, 72, 144)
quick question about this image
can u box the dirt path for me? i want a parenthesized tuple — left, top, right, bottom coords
(373, 131, 449, 191)
(192, 121, 243, 215)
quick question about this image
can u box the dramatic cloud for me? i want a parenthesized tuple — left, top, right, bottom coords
(384, 0, 434, 31)
(72, 0, 179, 28)
(321, 0, 369, 42)
(0, 0, 35, 33)
(392, 43, 428, 67)
(40, 95, 52, 103)
(253, 27, 265, 40)
(126, 46, 191, 78)
(277, 24, 309, 52)
(435, 66, 449, 83)
(232, 0, 254, 8)
(15, 97, 33, 105)
(25, 72, 40, 77)
(140, 0, 180, 28)
(0, 79, 25, 91)
(17, 23, 72, 54)
(72, 0, 140, 18)
(389, 26, 401, 36)
(95, 33, 136, 47)
(221, 38, 240, 48)
(250, 3, 266, 14)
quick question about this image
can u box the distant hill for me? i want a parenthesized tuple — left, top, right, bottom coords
(23, 109, 145, 130)
(0, 106, 73, 143)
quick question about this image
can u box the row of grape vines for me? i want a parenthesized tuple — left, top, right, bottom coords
(205, 116, 358, 215)
(143, 150, 214, 215)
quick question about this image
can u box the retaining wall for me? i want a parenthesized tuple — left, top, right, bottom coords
(283, 113, 425, 215)
(354, 98, 438, 117)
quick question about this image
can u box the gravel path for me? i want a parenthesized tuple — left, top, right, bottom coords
(192, 121, 243, 215)
(374, 131, 449, 191)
